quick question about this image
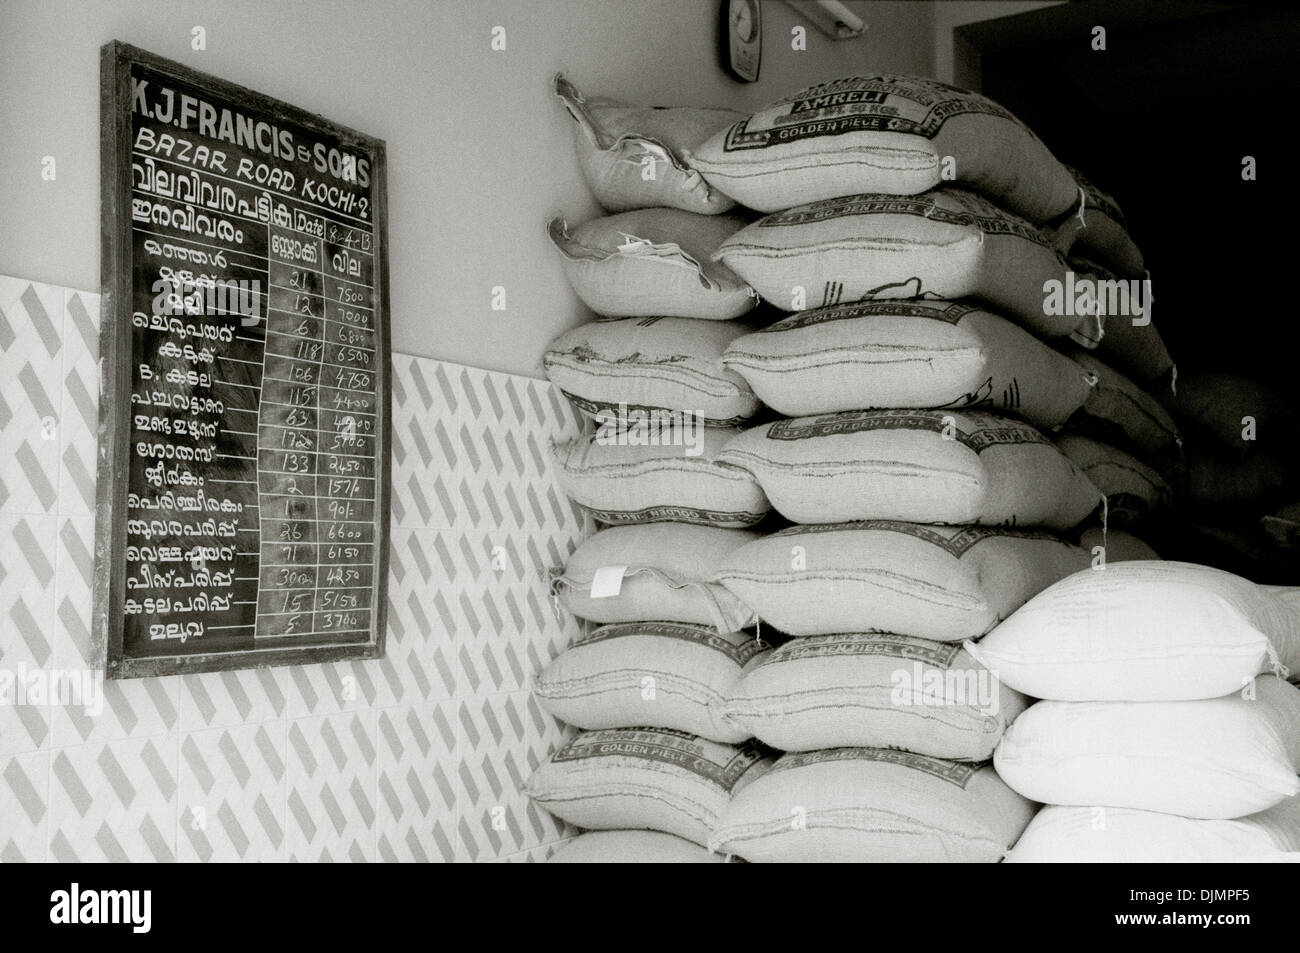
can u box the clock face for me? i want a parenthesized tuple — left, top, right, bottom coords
(732, 0, 756, 42)
(725, 0, 761, 82)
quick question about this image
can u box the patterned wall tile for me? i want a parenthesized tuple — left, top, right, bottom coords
(51, 514, 95, 666)
(1, 749, 50, 862)
(390, 355, 588, 535)
(283, 659, 391, 720)
(454, 690, 575, 861)
(58, 290, 99, 517)
(285, 711, 377, 862)
(374, 702, 459, 862)
(177, 722, 287, 862)
(49, 675, 182, 750)
(47, 735, 179, 862)
(2, 276, 591, 863)
(0, 278, 63, 516)
(178, 667, 289, 734)
(496, 840, 569, 863)
(0, 514, 57, 756)
(381, 527, 459, 705)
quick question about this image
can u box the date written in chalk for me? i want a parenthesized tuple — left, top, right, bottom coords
(1131, 890, 1251, 904)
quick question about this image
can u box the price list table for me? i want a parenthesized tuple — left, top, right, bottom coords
(100, 43, 389, 676)
(256, 221, 378, 645)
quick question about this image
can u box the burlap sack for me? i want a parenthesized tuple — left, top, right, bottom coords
(1263, 502, 1300, 548)
(1063, 259, 1174, 382)
(1183, 447, 1287, 508)
(1077, 527, 1161, 563)
(967, 560, 1300, 701)
(1167, 371, 1296, 457)
(549, 210, 756, 319)
(553, 74, 742, 214)
(1051, 167, 1145, 277)
(1055, 432, 1171, 525)
(715, 410, 1101, 529)
(1064, 347, 1181, 462)
(712, 188, 1082, 338)
(995, 676, 1300, 818)
(535, 622, 768, 743)
(543, 317, 762, 425)
(685, 75, 1076, 223)
(553, 523, 759, 632)
(526, 728, 774, 847)
(721, 632, 1028, 760)
(552, 425, 770, 528)
(720, 299, 1095, 430)
(548, 830, 732, 863)
(710, 748, 1037, 862)
(712, 520, 1090, 640)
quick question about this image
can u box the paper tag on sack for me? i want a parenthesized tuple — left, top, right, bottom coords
(589, 565, 628, 599)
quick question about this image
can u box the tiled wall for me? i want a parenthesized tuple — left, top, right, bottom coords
(0, 274, 589, 862)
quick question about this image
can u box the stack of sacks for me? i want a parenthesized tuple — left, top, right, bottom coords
(544, 76, 768, 437)
(1049, 167, 1173, 387)
(1157, 372, 1298, 580)
(532, 73, 1175, 862)
(701, 411, 1095, 861)
(532, 525, 775, 850)
(706, 520, 1087, 862)
(688, 76, 1169, 378)
(532, 81, 781, 857)
(1052, 346, 1182, 561)
(968, 561, 1300, 862)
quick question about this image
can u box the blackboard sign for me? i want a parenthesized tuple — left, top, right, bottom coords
(95, 42, 391, 677)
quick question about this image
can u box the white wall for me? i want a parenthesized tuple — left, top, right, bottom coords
(0, 0, 934, 378)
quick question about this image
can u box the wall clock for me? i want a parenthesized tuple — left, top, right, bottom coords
(723, 0, 762, 82)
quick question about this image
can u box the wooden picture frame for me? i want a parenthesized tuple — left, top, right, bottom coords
(95, 41, 391, 677)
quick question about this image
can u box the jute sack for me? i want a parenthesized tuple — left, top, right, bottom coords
(535, 622, 768, 743)
(720, 299, 1096, 429)
(684, 75, 1076, 223)
(543, 317, 762, 425)
(1051, 167, 1145, 277)
(712, 188, 1082, 339)
(552, 425, 770, 528)
(715, 410, 1101, 529)
(552, 523, 758, 632)
(1062, 260, 1174, 382)
(1078, 527, 1160, 563)
(713, 520, 1090, 640)
(548, 830, 731, 863)
(1263, 502, 1300, 548)
(967, 560, 1300, 701)
(1184, 446, 1286, 508)
(1064, 348, 1181, 462)
(1055, 432, 1171, 525)
(553, 74, 743, 215)
(1168, 372, 1296, 457)
(995, 676, 1300, 818)
(526, 728, 774, 847)
(721, 632, 1029, 760)
(1006, 800, 1300, 863)
(709, 748, 1037, 863)
(548, 210, 756, 319)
